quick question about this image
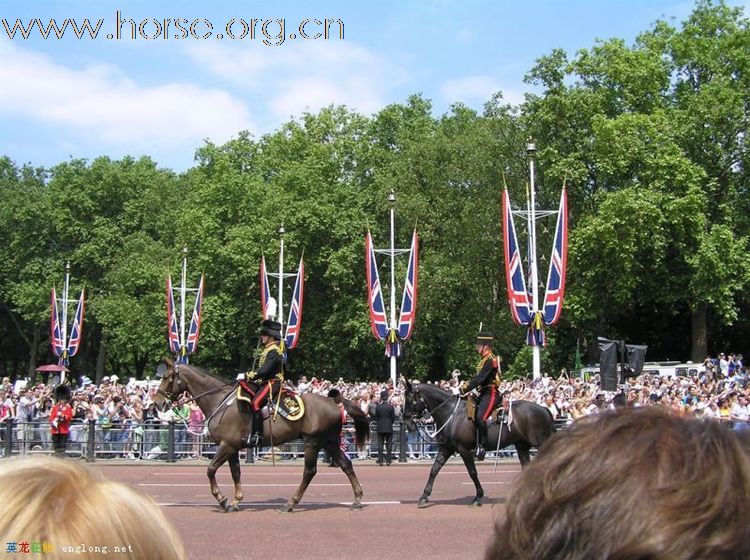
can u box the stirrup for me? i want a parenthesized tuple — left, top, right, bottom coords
(475, 446, 486, 461)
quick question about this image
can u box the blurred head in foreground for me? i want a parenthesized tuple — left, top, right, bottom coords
(487, 407, 750, 560)
(0, 456, 185, 560)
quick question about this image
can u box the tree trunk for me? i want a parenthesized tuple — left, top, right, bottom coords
(691, 303, 708, 362)
(27, 327, 40, 378)
(95, 336, 106, 384)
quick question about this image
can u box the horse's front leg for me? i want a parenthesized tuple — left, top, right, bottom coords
(279, 439, 319, 513)
(207, 442, 234, 512)
(418, 446, 452, 508)
(227, 450, 243, 511)
(458, 448, 484, 507)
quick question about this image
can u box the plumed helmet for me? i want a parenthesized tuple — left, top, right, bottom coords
(54, 384, 71, 402)
(260, 319, 282, 340)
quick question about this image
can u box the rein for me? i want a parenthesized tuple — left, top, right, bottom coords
(410, 388, 462, 440)
(159, 365, 238, 428)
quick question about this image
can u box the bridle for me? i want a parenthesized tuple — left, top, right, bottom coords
(405, 384, 462, 438)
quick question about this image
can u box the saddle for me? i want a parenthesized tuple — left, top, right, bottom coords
(236, 382, 305, 421)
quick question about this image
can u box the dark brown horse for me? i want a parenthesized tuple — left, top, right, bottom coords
(155, 360, 369, 512)
(403, 380, 554, 507)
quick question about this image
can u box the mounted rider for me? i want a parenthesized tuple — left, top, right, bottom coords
(460, 331, 501, 460)
(245, 319, 285, 447)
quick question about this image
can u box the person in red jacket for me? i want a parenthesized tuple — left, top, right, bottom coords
(50, 385, 73, 456)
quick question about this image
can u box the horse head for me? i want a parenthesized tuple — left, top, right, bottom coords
(402, 379, 429, 431)
(154, 357, 187, 410)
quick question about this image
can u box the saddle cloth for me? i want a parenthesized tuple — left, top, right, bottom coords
(236, 382, 305, 421)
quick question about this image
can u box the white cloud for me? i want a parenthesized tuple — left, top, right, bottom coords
(184, 40, 408, 119)
(440, 75, 525, 107)
(0, 42, 255, 147)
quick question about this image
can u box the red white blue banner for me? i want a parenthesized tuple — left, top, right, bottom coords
(366, 230, 388, 341)
(397, 229, 419, 340)
(542, 188, 568, 325)
(285, 258, 304, 349)
(166, 276, 181, 354)
(66, 289, 85, 358)
(186, 274, 204, 355)
(260, 256, 271, 319)
(502, 189, 532, 325)
(50, 287, 65, 358)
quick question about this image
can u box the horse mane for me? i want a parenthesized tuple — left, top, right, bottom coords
(416, 383, 454, 399)
(180, 363, 234, 386)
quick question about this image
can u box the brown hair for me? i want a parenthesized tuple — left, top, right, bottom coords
(0, 456, 185, 559)
(487, 407, 750, 560)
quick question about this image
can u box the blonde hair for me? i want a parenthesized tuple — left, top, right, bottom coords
(0, 457, 185, 560)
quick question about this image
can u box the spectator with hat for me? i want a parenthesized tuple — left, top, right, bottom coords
(374, 389, 395, 466)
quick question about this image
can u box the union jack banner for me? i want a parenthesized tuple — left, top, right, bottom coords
(397, 229, 419, 340)
(185, 274, 204, 356)
(366, 230, 388, 340)
(66, 289, 85, 358)
(50, 287, 66, 358)
(502, 189, 532, 325)
(285, 258, 304, 349)
(542, 188, 568, 325)
(166, 276, 181, 354)
(260, 256, 272, 319)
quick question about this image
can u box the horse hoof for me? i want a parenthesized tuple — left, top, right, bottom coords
(351, 502, 363, 511)
(218, 497, 229, 511)
(470, 499, 482, 507)
(278, 504, 294, 514)
(230, 502, 240, 512)
(417, 498, 429, 508)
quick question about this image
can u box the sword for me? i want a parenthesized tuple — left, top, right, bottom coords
(492, 414, 504, 476)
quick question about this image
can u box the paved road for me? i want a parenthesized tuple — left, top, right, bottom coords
(97, 460, 521, 559)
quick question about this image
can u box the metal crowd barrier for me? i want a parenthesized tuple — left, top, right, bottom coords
(3, 416, 741, 462)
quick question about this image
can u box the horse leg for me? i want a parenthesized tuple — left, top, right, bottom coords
(418, 446, 452, 508)
(458, 448, 484, 507)
(227, 450, 243, 511)
(279, 439, 319, 513)
(207, 442, 234, 512)
(328, 441, 364, 510)
(515, 441, 531, 468)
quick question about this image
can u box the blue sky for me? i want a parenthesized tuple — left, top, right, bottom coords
(0, 0, 747, 171)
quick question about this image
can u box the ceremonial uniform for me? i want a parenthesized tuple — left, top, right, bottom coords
(462, 331, 501, 460)
(246, 319, 284, 446)
(50, 385, 73, 456)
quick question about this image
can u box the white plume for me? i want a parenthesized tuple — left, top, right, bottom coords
(265, 297, 277, 320)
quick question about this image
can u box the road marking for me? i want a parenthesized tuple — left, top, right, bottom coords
(141, 483, 352, 487)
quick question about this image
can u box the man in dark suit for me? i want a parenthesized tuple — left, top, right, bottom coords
(374, 390, 395, 466)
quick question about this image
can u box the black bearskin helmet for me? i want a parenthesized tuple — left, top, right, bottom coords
(54, 384, 71, 402)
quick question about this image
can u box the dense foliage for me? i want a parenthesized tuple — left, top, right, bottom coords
(1, 1, 747, 382)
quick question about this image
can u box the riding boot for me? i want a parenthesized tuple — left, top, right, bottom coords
(247, 410, 264, 447)
(475, 422, 488, 461)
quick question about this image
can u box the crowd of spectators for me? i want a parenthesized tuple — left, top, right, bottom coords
(0, 352, 747, 459)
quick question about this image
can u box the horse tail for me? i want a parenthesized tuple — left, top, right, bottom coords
(340, 398, 370, 449)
